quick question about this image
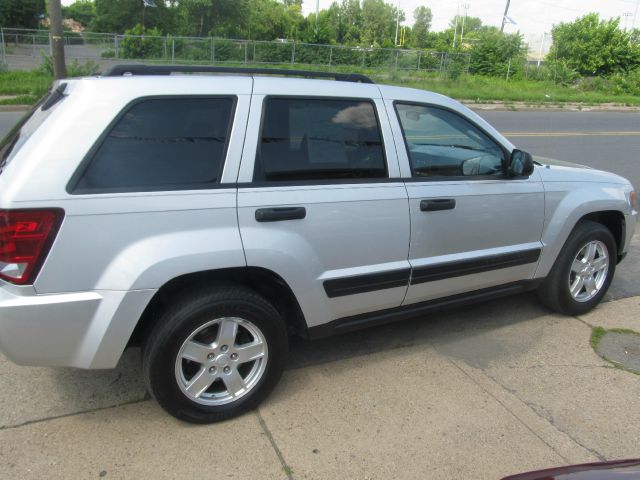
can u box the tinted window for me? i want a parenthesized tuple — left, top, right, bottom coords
(73, 97, 234, 193)
(395, 103, 504, 178)
(255, 98, 386, 181)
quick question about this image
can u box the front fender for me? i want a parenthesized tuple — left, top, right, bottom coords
(536, 182, 630, 277)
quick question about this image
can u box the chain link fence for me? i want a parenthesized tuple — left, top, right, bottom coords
(0, 27, 469, 76)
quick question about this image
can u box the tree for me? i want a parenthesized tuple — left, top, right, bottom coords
(548, 13, 640, 76)
(0, 0, 45, 29)
(411, 6, 432, 48)
(62, 0, 96, 27)
(469, 29, 527, 77)
(360, 0, 402, 47)
(448, 15, 482, 35)
(91, 0, 171, 33)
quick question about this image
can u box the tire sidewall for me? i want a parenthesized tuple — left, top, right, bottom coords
(144, 291, 287, 423)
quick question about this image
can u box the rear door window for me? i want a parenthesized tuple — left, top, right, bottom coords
(71, 97, 235, 193)
(254, 98, 387, 181)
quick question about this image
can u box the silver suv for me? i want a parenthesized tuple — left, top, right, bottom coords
(0, 66, 636, 423)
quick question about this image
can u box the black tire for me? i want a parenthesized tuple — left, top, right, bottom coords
(537, 221, 617, 315)
(142, 284, 288, 424)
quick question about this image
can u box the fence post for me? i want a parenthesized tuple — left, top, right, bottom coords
(361, 49, 365, 67)
(395, 50, 399, 71)
(164, 37, 167, 60)
(171, 39, 175, 64)
(32, 34, 36, 57)
(0, 28, 5, 66)
(417, 51, 421, 70)
(252, 42, 256, 63)
(439, 52, 445, 77)
(244, 42, 248, 63)
(329, 45, 332, 66)
(506, 57, 512, 80)
(48, 32, 52, 56)
(211, 37, 215, 63)
(291, 42, 295, 64)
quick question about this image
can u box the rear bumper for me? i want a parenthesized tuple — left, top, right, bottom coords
(0, 285, 156, 369)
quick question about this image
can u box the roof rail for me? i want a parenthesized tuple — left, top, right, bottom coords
(103, 64, 374, 84)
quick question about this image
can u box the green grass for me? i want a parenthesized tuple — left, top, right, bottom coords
(0, 70, 51, 98)
(2, 64, 640, 106)
(395, 74, 640, 105)
(590, 326, 608, 350)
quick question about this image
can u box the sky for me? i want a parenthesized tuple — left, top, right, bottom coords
(301, 0, 640, 36)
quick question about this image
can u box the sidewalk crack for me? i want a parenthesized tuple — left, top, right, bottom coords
(256, 409, 294, 480)
(0, 397, 148, 431)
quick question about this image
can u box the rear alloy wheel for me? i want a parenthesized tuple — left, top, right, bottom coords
(175, 317, 268, 406)
(537, 221, 616, 315)
(143, 285, 287, 423)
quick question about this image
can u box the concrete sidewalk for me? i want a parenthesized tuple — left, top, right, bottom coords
(0, 293, 638, 480)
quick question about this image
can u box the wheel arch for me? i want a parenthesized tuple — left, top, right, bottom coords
(537, 204, 626, 279)
(129, 266, 308, 347)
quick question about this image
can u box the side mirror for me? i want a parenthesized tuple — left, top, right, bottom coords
(507, 149, 534, 177)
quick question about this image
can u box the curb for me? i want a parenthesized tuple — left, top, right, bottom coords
(0, 105, 30, 112)
(464, 102, 640, 113)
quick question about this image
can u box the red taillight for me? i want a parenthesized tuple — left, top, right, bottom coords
(0, 209, 64, 285)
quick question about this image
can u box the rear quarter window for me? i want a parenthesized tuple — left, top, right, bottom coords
(70, 96, 235, 194)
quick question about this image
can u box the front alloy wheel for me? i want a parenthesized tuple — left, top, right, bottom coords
(568, 240, 609, 302)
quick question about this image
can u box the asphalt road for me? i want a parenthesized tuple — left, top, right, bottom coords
(477, 110, 640, 191)
(1, 109, 638, 299)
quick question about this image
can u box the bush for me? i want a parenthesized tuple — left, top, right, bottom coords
(469, 30, 527, 78)
(38, 54, 100, 77)
(609, 69, 640, 96)
(101, 50, 115, 59)
(522, 61, 579, 85)
(121, 25, 164, 60)
(548, 13, 640, 76)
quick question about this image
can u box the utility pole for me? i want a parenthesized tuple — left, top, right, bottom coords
(623, 12, 633, 31)
(460, 3, 469, 45)
(537, 32, 547, 67)
(315, 0, 319, 37)
(500, 0, 511, 32)
(633, 0, 640, 30)
(394, 0, 400, 46)
(453, 4, 459, 48)
(48, 0, 66, 79)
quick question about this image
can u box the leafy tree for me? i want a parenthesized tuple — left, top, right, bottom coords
(548, 13, 640, 76)
(448, 15, 482, 35)
(0, 0, 45, 29)
(62, 0, 96, 27)
(411, 6, 432, 48)
(360, 0, 402, 47)
(469, 29, 527, 77)
(92, 0, 171, 33)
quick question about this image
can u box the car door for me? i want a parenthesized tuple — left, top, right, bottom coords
(384, 96, 545, 305)
(237, 78, 411, 330)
